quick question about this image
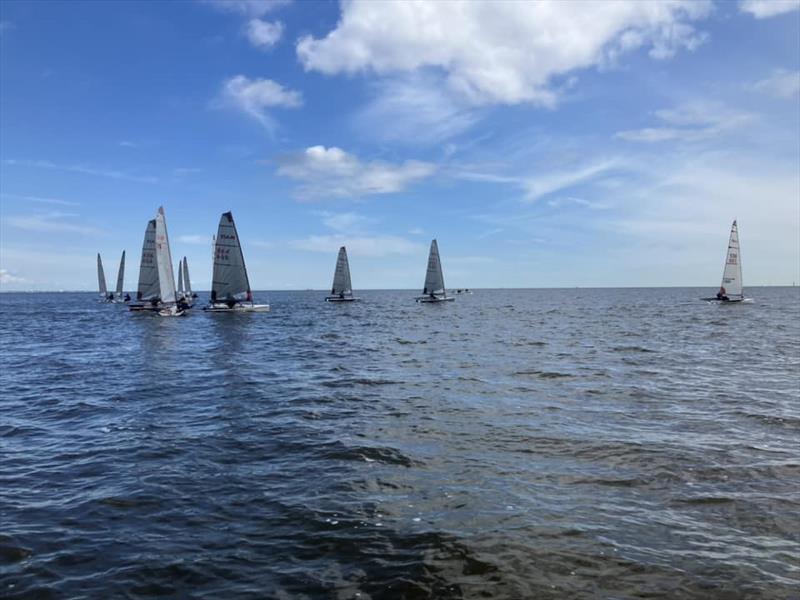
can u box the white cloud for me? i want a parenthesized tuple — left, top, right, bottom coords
(749, 69, 800, 98)
(177, 234, 210, 245)
(0, 193, 78, 206)
(276, 145, 436, 200)
(5, 211, 101, 235)
(739, 0, 800, 18)
(218, 75, 302, 129)
(3, 159, 158, 183)
(297, 0, 712, 106)
(245, 18, 283, 48)
(408, 227, 424, 235)
(0, 269, 26, 285)
(615, 101, 754, 143)
(290, 234, 423, 257)
(355, 74, 482, 144)
(316, 211, 375, 233)
(203, 0, 288, 18)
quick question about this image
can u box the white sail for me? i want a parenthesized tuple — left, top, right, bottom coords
(330, 246, 353, 297)
(115, 250, 125, 297)
(422, 239, 446, 297)
(183, 257, 192, 297)
(211, 211, 252, 304)
(136, 219, 159, 301)
(720, 219, 743, 299)
(97, 253, 107, 296)
(154, 206, 177, 305)
(176, 259, 184, 296)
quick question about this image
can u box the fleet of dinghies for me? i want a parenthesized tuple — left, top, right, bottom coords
(98, 213, 750, 313)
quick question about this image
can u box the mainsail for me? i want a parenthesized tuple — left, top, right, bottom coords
(154, 206, 178, 305)
(115, 250, 125, 298)
(720, 219, 743, 299)
(176, 259, 184, 297)
(183, 257, 193, 297)
(331, 246, 353, 297)
(422, 239, 446, 297)
(211, 211, 252, 303)
(136, 219, 159, 301)
(97, 253, 107, 296)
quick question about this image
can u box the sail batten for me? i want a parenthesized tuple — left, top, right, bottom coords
(97, 254, 107, 296)
(211, 212, 252, 303)
(422, 239, 446, 297)
(720, 220, 744, 299)
(154, 207, 178, 305)
(136, 219, 159, 301)
(115, 251, 125, 297)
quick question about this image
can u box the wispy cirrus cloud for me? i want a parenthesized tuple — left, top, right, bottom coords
(290, 234, 423, 257)
(739, 0, 799, 19)
(749, 69, 800, 98)
(0, 193, 79, 206)
(615, 102, 754, 143)
(276, 146, 436, 200)
(217, 75, 301, 130)
(176, 234, 210, 245)
(4, 211, 101, 235)
(3, 159, 158, 183)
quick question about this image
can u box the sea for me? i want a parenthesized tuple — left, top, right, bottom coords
(1, 287, 798, 599)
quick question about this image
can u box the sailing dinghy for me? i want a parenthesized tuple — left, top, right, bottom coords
(702, 220, 749, 303)
(183, 257, 197, 299)
(97, 253, 113, 302)
(325, 246, 359, 302)
(176, 256, 194, 307)
(129, 219, 161, 312)
(154, 206, 186, 317)
(416, 239, 454, 303)
(113, 250, 129, 302)
(205, 211, 269, 312)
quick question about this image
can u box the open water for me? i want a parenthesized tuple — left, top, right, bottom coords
(1, 288, 799, 599)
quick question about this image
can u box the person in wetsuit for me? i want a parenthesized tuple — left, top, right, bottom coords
(716, 287, 729, 301)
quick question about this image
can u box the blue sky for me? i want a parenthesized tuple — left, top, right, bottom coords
(1, 0, 798, 291)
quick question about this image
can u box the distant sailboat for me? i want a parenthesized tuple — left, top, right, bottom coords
(113, 250, 128, 302)
(183, 257, 197, 299)
(97, 253, 113, 302)
(130, 219, 160, 312)
(176, 258, 185, 299)
(325, 246, 359, 302)
(205, 211, 269, 312)
(703, 220, 748, 303)
(154, 206, 186, 317)
(416, 239, 454, 303)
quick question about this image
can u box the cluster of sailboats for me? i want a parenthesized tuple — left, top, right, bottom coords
(97, 215, 748, 316)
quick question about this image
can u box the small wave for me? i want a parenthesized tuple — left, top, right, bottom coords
(320, 441, 420, 467)
(321, 377, 399, 388)
(612, 345, 656, 353)
(676, 496, 735, 505)
(513, 370, 573, 379)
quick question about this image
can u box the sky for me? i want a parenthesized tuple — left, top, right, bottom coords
(0, 0, 798, 291)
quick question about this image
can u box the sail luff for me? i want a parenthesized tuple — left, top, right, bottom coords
(136, 219, 159, 301)
(154, 207, 177, 305)
(97, 253, 107, 295)
(720, 219, 743, 298)
(115, 250, 125, 296)
(183, 257, 192, 296)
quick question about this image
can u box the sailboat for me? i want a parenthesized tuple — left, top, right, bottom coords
(183, 257, 197, 299)
(702, 220, 749, 303)
(416, 239, 454, 303)
(129, 219, 161, 312)
(97, 253, 113, 302)
(154, 206, 186, 317)
(204, 211, 269, 312)
(113, 250, 129, 302)
(325, 246, 359, 302)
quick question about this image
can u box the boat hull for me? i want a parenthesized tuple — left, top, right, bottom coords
(203, 303, 270, 312)
(325, 297, 359, 302)
(416, 296, 455, 303)
(129, 303, 160, 312)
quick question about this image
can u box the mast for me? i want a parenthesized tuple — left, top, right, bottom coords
(115, 250, 125, 297)
(97, 253, 107, 296)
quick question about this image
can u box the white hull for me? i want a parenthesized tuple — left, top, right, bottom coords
(203, 303, 270, 312)
(158, 306, 186, 317)
(416, 296, 454, 303)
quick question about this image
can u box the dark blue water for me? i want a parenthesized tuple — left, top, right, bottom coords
(1, 288, 799, 599)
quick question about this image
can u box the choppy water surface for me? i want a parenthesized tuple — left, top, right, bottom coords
(1, 288, 799, 599)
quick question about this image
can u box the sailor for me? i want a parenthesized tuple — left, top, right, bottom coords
(177, 297, 189, 311)
(106, 292, 114, 301)
(226, 295, 236, 309)
(716, 287, 729, 301)
(339, 292, 345, 299)
(124, 293, 131, 302)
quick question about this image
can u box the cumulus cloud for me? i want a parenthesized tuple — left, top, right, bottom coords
(739, 0, 800, 18)
(615, 101, 754, 143)
(276, 146, 436, 200)
(297, 0, 712, 107)
(0, 269, 26, 285)
(245, 18, 283, 48)
(749, 69, 800, 98)
(290, 234, 423, 257)
(218, 75, 301, 129)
